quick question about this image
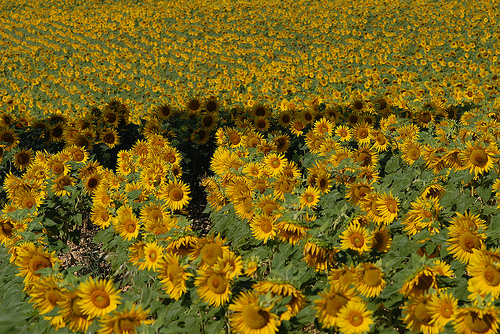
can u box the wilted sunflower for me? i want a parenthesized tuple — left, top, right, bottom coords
(77, 276, 121, 318)
(97, 304, 151, 334)
(313, 284, 361, 329)
(195, 266, 232, 307)
(337, 300, 374, 334)
(276, 221, 309, 245)
(228, 290, 280, 334)
(166, 234, 199, 258)
(159, 179, 191, 211)
(158, 252, 192, 300)
(303, 241, 336, 272)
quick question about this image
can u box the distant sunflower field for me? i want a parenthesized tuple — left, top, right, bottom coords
(2, 0, 500, 333)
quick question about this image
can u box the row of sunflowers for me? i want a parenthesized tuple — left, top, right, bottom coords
(1, 96, 500, 333)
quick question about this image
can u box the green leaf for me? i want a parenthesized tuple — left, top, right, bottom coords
(384, 155, 400, 174)
(476, 185, 491, 201)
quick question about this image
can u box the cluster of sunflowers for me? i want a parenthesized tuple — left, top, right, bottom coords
(2, 92, 500, 334)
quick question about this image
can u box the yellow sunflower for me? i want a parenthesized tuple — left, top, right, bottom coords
(77, 276, 121, 318)
(371, 227, 393, 253)
(276, 221, 309, 245)
(427, 292, 458, 329)
(141, 241, 164, 271)
(12, 148, 33, 170)
(340, 224, 373, 254)
(454, 305, 500, 334)
(253, 281, 307, 321)
(354, 263, 385, 298)
(460, 141, 498, 177)
(263, 152, 287, 177)
(313, 284, 361, 329)
(14, 242, 59, 283)
(195, 266, 231, 307)
(57, 290, 94, 333)
(159, 179, 191, 211)
(376, 192, 399, 224)
(337, 300, 374, 334)
(303, 241, 336, 272)
(213, 251, 244, 280)
(467, 249, 500, 299)
(228, 290, 280, 334)
(300, 186, 321, 209)
(27, 275, 65, 314)
(446, 217, 486, 264)
(51, 174, 76, 197)
(402, 295, 441, 334)
(353, 122, 372, 146)
(329, 264, 358, 290)
(336, 124, 352, 142)
(250, 214, 277, 244)
(158, 252, 193, 300)
(97, 304, 152, 334)
(190, 234, 229, 268)
(112, 204, 141, 241)
(166, 234, 199, 258)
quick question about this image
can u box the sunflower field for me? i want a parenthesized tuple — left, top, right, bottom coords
(1, 0, 500, 333)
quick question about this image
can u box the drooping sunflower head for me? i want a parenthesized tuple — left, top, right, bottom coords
(190, 234, 228, 268)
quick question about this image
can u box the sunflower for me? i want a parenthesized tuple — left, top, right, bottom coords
(186, 95, 202, 113)
(427, 292, 458, 329)
(300, 186, 321, 209)
(276, 221, 309, 245)
(353, 122, 372, 146)
(51, 175, 75, 197)
(229, 290, 280, 334)
(402, 197, 442, 236)
(159, 179, 191, 211)
(337, 300, 373, 334)
(77, 276, 121, 318)
(190, 234, 229, 268)
(336, 124, 352, 142)
(460, 141, 498, 176)
(421, 184, 446, 200)
(467, 249, 500, 299)
(195, 266, 232, 307)
(371, 130, 390, 152)
(263, 152, 287, 177)
(277, 110, 294, 128)
(329, 264, 358, 289)
(12, 148, 33, 170)
(371, 227, 393, 253)
(345, 179, 374, 206)
(250, 214, 277, 244)
(15, 242, 59, 283)
(58, 290, 94, 332)
(254, 116, 271, 132)
(112, 205, 141, 241)
(352, 146, 378, 169)
(313, 117, 334, 137)
(158, 252, 193, 300)
(313, 284, 361, 329)
(27, 275, 64, 314)
(141, 241, 164, 271)
(354, 263, 385, 298)
(454, 305, 500, 334)
(97, 304, 151, 334)
(402, 295, 441, 334)
(0, 127, 19, 151)
(376, 192, 399, 224)
(12, 188, 43, 211)
(340, 224, 373, 254)
(289, 118, 305, 136)
(213, 251, 244, 280)
(303, 241, 336, 272)
(253, 281, 307, 321)
(401, 140, 423, 165)
(90, 204, 112, 229)
(399, 261, 453, 298)
(167, 234, 199, 258)
(446, 218, 486, 264)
